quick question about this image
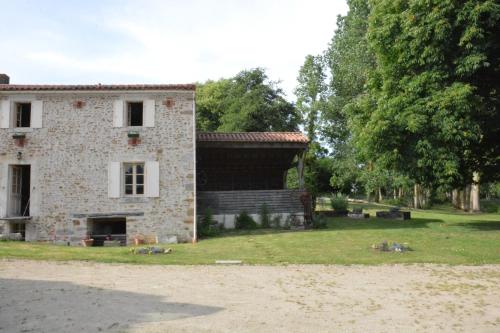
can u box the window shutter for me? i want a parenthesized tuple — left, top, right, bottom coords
(143, 99, 155, 127)
(145, 161, 159, 197)
(113, 100, 124, 127)
(108, 162, 121, 198)
(0, 164, 6, 217)
(31, 100, 43, 128)
(0, 100, 10, 128)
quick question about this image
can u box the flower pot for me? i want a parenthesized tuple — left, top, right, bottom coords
(81, 239, 94, 247)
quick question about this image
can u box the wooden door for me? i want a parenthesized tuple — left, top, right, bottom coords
(9, 166, 22, 216)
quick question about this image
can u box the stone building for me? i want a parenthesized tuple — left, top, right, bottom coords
(0, 74, 196, 245)
(0, 74, 309, 245)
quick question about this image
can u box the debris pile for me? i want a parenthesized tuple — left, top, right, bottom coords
(131, 247, 172, 255)
(371, 240, 412, 252)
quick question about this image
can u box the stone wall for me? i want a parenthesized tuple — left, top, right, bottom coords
(0, 90, 195, 244)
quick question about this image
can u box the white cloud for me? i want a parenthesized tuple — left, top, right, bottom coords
(2, 0, 348, 99)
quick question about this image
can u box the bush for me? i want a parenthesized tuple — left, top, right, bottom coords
(482, 200, 500, 213)
(259, 204, 271, 228)
(271, 214, 282, 228)
(311, 215, 328, 229)
(384, 198, 408, 207)
(197, 208, 220, 237)
(235, 211, 258, 229)
(330, 195, 348, 211)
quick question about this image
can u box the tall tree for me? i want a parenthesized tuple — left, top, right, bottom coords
(196, 68, 299, 132)
(323, 0, 375, 149)
(295, 55, 327, 142)
(357, 0, 500, 208)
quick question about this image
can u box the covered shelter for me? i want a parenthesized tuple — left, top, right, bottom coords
(196, 132, 309, 227)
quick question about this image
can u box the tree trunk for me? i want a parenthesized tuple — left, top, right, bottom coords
(462, 185, 471, 211)
(451, 189, 459, 208)
(378, 187, 383, 202)
(414, 184, 420, 209)
(398, 187, 403, 199)
(458, 189, 465, 210)
(470, 172, 480, 212)
(393, 188, 397, 200)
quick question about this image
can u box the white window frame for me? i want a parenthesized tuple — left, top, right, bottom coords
(123, 162, 145, 196)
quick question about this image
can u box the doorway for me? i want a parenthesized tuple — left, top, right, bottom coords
(9, 165, 30, 217)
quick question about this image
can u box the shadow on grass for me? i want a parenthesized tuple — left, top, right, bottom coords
(327, 217, 443, 230)
(453, 220, 500, 231)
(0, 278, 223, 332)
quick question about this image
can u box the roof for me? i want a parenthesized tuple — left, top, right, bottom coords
(197, 132, 309, 144)
(0, 83, 196, 91)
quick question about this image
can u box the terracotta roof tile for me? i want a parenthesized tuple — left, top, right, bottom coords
(197, 132, 309, 143)
(0, 84, 196, 91)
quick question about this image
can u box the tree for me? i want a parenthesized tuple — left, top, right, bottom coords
(196, 68, 299, 132)
(323, 0, 375, 150)
(353, 0, 500, 208)
(295, 55, 327, 142)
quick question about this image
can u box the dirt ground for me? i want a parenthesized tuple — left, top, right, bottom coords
(0, 260, 499, 333)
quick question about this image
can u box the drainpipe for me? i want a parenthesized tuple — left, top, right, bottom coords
(192, 90, 197, 243)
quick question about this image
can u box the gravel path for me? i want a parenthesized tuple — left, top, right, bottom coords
(0, 260, 499, 332)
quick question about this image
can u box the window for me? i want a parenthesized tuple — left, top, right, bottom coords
(124, 163, 144, 195)
(15, 103, 31, 127)
(127, 102, 143, 126)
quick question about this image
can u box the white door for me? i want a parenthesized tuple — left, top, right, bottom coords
(9, 166, 22, 216)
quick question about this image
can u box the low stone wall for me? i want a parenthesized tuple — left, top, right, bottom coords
(209, 212, 304, 229)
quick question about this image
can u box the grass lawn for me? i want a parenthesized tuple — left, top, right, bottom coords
(0, 203, 499, 265)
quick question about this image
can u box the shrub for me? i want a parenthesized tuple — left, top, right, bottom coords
(235, 211, 257, 229)
(259, 204, 271, 228)
(384, 198, 408, 207)
(482, 200, 499, 213)
(311, 215, 328, 229)
(271, 214, 282, 228)
(197, 208, 220, 237)
(330, 195, 348, 211)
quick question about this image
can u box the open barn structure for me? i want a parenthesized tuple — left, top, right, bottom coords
(196, 132, 310, 228)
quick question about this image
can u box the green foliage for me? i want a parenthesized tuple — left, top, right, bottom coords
(259, 204, 271, 228)
(271, 215, 283, 229)
(482, 183, 500, 199)
(361, 0, 500, 188)
(481, 200, 499, 213)
(235, 211, 258, 230)
(329, 143, 363, 195)
(383, 198, 409, 208)
(196, 68, 299, 132)
(295, 55, 327, 142)
(323, 0, 374, 150)
(311, 215, 328, 229)
(197, 208, 220, 238)
(330, 195, 348, 211)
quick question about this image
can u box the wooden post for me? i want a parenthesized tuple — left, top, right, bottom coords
(297, 151, 305, 190)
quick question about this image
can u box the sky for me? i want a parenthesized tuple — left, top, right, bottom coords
(0, 0, 348, 100)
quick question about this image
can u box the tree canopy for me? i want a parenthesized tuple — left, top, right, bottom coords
(196, 68, 299, 132)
